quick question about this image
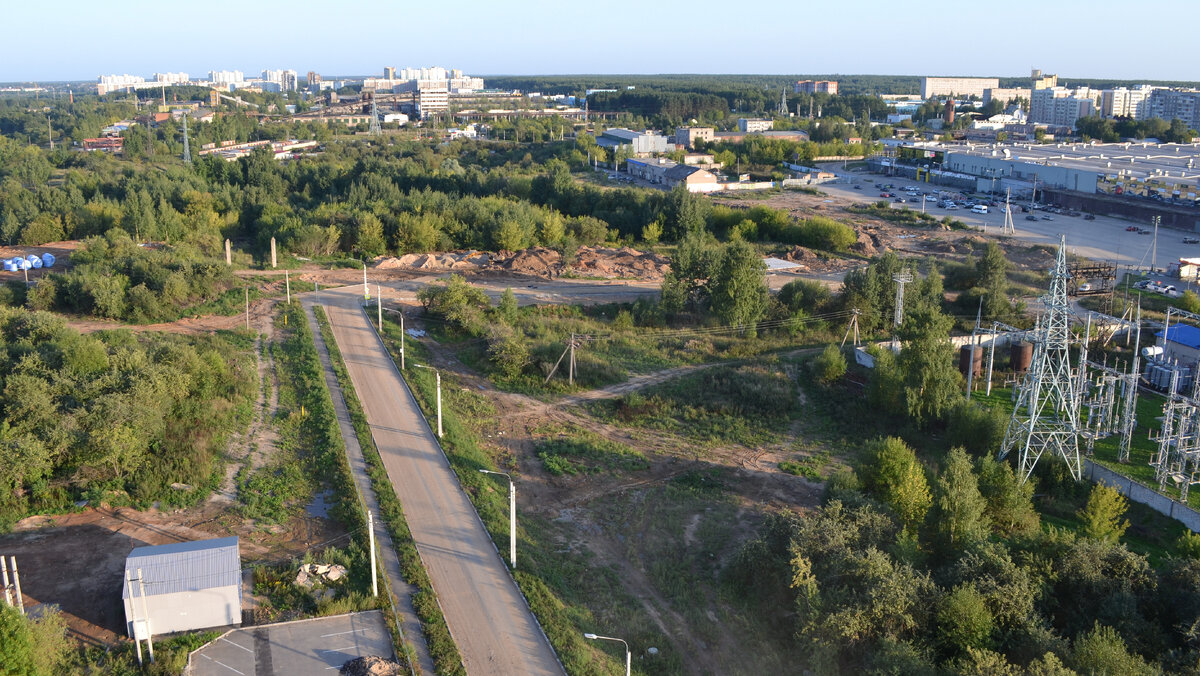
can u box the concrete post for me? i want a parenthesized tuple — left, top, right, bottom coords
(225, 239, 231, 266)
(270, 237, 277, 269)
(10, 557, 22, 615)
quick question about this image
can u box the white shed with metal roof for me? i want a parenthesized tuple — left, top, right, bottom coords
(123, 537, 242, 638)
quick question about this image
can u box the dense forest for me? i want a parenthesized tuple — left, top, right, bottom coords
(0, 309, 254, 527)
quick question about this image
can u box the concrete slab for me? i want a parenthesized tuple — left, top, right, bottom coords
(189, 611, 394, 676)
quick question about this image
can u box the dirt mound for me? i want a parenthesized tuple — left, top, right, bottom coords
(570, 245, 670, 280)
(495, 247, 562, 276)
(340, 656, 404, 676)
(374, 251, 490, 271)
(851, 230, 877, 256)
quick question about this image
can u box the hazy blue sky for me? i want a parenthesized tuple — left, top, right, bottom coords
(2, 0, 1195, 82)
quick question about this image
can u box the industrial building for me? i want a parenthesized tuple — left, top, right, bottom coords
(1157, 324, 1200, 368)
(123, 537, 242, 639)
(921, 77, 1000, 99)
(596, 128, 670, 155)
(674, 126, 714, 149)
(625, 158, 720, 192)
(795, 80, 838, 95)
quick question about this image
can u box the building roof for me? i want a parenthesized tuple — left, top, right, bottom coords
(123, 537, 241, 598)
(1158, 324, 1200, 350)
(664, 164, 706, 180)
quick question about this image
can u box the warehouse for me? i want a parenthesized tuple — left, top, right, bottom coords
(123, 537, 242, 638)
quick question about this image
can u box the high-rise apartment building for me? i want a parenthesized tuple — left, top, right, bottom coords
(209, 70, 245, 86)
(1031, 69, 1058, 90)
(1030, 87, 1098, 126)
(794, 80, 838, 95)
(920, 77, 999, 99)
(153, 72, 189, 84)
(1148, 89, 1200, 129)
(1100, 86, 1154, 119)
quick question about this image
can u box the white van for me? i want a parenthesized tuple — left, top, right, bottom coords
(970, 205, 988, 214)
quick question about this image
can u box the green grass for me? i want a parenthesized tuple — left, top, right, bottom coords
(315, 307, 462, 676)
(534, 426, 649, 475)
(585, 362, 800, 447)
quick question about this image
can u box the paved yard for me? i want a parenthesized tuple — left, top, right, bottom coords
(188, 611, 394, 676)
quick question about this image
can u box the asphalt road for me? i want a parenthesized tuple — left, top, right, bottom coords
(310, 287, 562, 676)
(819, 174, 1199, 268)
(190, 611, 393, 676)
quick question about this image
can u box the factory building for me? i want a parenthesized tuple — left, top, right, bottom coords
(596, 128, 670, 156)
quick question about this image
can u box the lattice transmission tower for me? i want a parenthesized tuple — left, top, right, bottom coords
(999, 235, 1082, 482)
(368, 95, 382, 136)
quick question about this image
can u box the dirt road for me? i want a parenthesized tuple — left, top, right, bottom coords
(309, 287, 562, 676)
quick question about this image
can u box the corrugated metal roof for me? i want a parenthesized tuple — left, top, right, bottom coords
(1158, 324, 1200, 350)
(122, 537, 240, 599)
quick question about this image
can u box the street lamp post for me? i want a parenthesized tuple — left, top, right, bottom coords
(583, 633, 630, 676)
(414, 364, 442, 438)
(479, 469, 516, 569)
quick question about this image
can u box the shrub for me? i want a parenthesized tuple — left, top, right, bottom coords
(813, 344, 847, 384)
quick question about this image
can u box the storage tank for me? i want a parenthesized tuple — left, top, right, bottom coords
(40, 253, 54, 268)
(1142, 346, 1164, 359)
(18, 258, 30, 270)
(1011, 340, 1034, 373)
(959, 344, 983, 378)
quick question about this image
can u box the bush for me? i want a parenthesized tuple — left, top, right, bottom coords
(796, 216, 857, 252)
(812, 344, 847, 384)
(778, 279, 831, 314)
(946, 400, 1007, 456)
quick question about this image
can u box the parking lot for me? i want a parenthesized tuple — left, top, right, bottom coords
(188, 611, 394, 676)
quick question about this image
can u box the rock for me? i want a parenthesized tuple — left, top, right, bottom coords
(339, 655, 404, 676)
(326, 564, 347, 581)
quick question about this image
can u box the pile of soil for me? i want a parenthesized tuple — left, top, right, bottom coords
(494, 247, 562, 276)
(375, 251, 490, 271)
(851, 230, 878, 256)
(570, 246, 671, 280)
(340, 656, 404, 676)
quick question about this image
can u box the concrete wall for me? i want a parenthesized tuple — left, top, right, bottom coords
(1086, 460, 1200, 533)
(126, 586, 242, 637)
(944, 153, 1100, 194)
(1043, 189, 1200, 232)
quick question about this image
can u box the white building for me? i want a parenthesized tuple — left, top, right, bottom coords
(262, 69, 299, 91)
(153, 72, 189, 84)
(123, 537, 242, 639)
(97, 74, 151, 95)
(738, 118, 774, 133)
(1101, 86, 1155, 120)
(1149, 89, 1200, 129)
(209, 70, 245, 87)
(972, 108, 1028, 130)
(921, 77, 1000, 99)
(1030, 87, 1098, 126)
(983, 87, 1031, 105)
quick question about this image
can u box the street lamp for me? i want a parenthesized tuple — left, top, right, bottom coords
(583, 633, 630, 676)
(479, 469, 516, 569)
(413, 364, 442, 438)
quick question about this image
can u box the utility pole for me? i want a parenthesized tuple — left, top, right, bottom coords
(892, 273, 914, 329)
(1151, 215, 1160, 273)
(137, 568, 154, 663)
(285, 270, 291, 304)
(363, 264, 370, 301)
(840, 309, 861, 348)
(182, 112, 191, 164)
(244, 287, 250, 330)
(10, 558, 21, 615)
(377, 285, 382, 331)
(128, 571, 143, 666)
(368, 511, 378, 597)
(47, 115, 53, 151)
(1003, 188, 1015, 235)
(568, 333, 576, 386)
(399, 312, 405, 369)
(479, 470, 517, 569)
(1, 556, 11, 607)
(434, 369, 442, 438)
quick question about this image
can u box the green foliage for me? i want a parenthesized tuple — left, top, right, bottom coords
(976, 455, 1040, 537)
(1178, 290, 1200, 314)
(1070, 623, 1157, 675)
(813, 344, 847, 384)
(937, 584, 995, 654)
(1177, 531, 1200, 559)
(0, 603, 71, 676)
(495, 287, 519, 325)
(0, 309, 253, 527)
(862, 436, 931, 532)
(1077, 484, 1130, 543)
(417, 274, 491, 335)
(778, 279, 832, 315)
(535, 431, 649, 475)
(895, 302, 962, 426)
(708, 238, 769, 329)
(946, 400, 1007, 456)
(486, 326, 530, 379)
(930, 448, 991, 551)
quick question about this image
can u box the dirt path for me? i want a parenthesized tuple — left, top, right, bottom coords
(213, 312, 282, 503)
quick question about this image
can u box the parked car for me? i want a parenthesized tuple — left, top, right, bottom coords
(1126, 226, 1139, 231)
(1079, 283, 1093, 292)
(1084, 214, 1096, 220)
(894, 197, 906, 203)
(970, 205, 989, 214)
(1138, 229, 1151, 235)
(880, 192, 890, 197)
(1042, 215, 1054, 221)
(854, 184, 862, 190)
(1026, 215, 1038, 221)
(1133, 280, 1150, 289)
(1184, 237, 1199, 244)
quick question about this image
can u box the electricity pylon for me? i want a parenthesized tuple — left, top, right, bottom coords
(999, 235, 1082, 482)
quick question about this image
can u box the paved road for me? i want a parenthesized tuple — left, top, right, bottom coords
(305, 305, 433, 676)
(308, 288, 562, 676)
(190, 611, 393, 676)
(820, 175, 1199, 268)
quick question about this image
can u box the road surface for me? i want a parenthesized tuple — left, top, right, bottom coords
(307, 287, 563, 676)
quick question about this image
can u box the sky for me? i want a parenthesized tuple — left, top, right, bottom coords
(2, 0, 1196, 83)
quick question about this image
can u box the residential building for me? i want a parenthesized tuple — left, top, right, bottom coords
(1031, 69, 1058, 90)
(307, 71, 321, 87)
(1030, 87, 1098, 126)
(596, 128, 670, 155)
(795, 80, 838, 95)
(97, 74, 152, 95)
(153, 72, 189, 84)
(983, 87, 1031, 105)
(261, 69, 298, 91)
(738, 118, 774, 133)
(384, 66, 396, 80)
(920, 77, 999, 99)
(81, 137, 124, 152)
(123, 538, 242, 639)
(415, 80, 449, 119)
(1101, 86, 1155, 119)
(1149, 89, 1200, 129)
(209, 70, 245, 87)
(674, 126, 714, 149)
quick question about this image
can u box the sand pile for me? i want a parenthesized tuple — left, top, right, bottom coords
(340, 656, 404, 676)
(374, 251, 490, 271)
(570, 246, 670, 280)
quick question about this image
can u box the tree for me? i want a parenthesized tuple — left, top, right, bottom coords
(976, 455, 1039, 536)
(1070, 623, 1156, 676)
(931, 447, 990, 551)
(660, 231, 721, 314)
(896, 302, 961, 426)
(495, 287, 519, 324)
(863, 436, 931, 532)
(354, 212, 387, 259)
(937, 584, 995, 654)
(976, 242, 1013, 320)
(708, 239, 769, 330)
(487, 326, 530, 379)
(0, 603, 36, 675)
(1077, 484, 1129, 543)
(662, 184, 709, 241)
(813, 344, 847, 384)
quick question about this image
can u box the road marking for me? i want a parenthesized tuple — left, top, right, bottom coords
(319, 646, 356, 652)
(200, 654, 246, 675)
(219, 637, 253, 653)
(319, 629, 365, 638)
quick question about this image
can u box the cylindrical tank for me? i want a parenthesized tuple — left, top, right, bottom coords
(2, 261, 12, 272)
(1011, 340, 1034, 372)
(29, 257, 42, 269)
(1142, 346, 1164, 359)
(40, 253, 54, 268)
(8, 257, 21, 268)
(959, 344, 983, 377)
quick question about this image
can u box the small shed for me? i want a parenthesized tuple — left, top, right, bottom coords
(1158, 324, 1200, 367)
(123, 537, 242, 638)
